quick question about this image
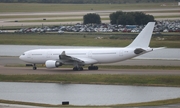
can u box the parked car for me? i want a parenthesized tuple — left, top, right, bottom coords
(58, 30, 64, 34)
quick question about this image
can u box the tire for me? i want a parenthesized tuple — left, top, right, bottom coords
(33, 67, 37, 70)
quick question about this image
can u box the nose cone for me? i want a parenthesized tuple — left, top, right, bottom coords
(19, 55, 26, 61)
(19, 55, 22, 60)
(19, 55, 24, 60)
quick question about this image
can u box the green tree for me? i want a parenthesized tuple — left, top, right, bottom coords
(83, 13, 101, 24)
(117, 13, 135, 25)
(109, 11, 154, 25)
(109, 11, 123, 24)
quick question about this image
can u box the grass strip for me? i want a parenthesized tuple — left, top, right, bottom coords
(155, 15, 180, 18)
(5, 64, 180, 70)
(0, 98, 180, 108)
(145, 10, 180, 13)
(12, 18, 83, 22)
(0, 3, 178, 12)
(0, 96, 180, 107)
(98, 65, 180, 70)
(116, 98, 180, 107)
(0, 99, 55, 107)
(0, 33, 180, 48)
(12, 18, 109, 22)
(0, 15, 83, 19)
(0, 74, 180, 87)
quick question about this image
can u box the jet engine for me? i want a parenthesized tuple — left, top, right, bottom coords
(45, 60, 62, 68)
(134, 48, 153, 55)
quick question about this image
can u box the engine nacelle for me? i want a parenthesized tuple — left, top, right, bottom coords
(134, 48, 146, 54)
(134, 48, 153, 55)
(45, 60, 62, 68)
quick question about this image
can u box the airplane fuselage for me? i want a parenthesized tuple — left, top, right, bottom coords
(19, 22, 156, 71)
(20, 48, 152, 65)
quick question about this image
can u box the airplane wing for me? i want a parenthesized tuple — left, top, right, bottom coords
(59, 51, 85, 64)
(59, 51, 98, 65)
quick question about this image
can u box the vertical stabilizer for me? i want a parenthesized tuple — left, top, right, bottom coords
(126, 22, 155, 48)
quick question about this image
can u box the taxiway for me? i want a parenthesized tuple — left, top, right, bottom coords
(0, 57, 180, 75)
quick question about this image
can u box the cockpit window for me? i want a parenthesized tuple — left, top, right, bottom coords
(22, 53, 25, 55)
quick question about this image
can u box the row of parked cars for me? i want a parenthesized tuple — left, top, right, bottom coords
(13, 23, 143, 33)
(0, 30, 8, 33)
(1, 20, 180, 34)
(155, 20, 180, 32)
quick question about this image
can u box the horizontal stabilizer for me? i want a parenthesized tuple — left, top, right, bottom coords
(153, 47, 166, 51)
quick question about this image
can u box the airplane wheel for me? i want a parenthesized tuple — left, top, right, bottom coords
(33, 67, 37, 70)
(80, 67, 83, 71)
(95, 66, 98, 70)
(33, 64, 37, 70)
(89, 66, 92, 70)
(73, 67, 83, 71)
(88, 66, 98, 70)
(88, 66, 92, 70)
(73, 67, 77, 71)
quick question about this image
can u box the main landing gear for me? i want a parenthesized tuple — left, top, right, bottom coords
(73, 66, 83, 71)
(73, 65, 98, 71)
(26, 64, 37, 70)
(88, 65, 98, 70)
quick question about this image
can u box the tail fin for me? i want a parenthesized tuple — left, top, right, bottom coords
(126, 22, 155, 48)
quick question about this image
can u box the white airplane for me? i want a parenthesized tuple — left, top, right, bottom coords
(19, 22, 156, 71)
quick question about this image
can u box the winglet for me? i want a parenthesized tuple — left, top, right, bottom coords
(59, 51, 66, 59)
(126, 22, 155, 48)
(61, 51, 66, 55)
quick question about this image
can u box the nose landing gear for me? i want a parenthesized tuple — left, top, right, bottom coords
(33, 64, 37, 70)
(26, 64, 37, 70)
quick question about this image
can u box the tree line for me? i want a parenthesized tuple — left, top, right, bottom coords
(83, 11, 154, 25)
(0, 0, 178, 3)
(109, 11, 154, 25)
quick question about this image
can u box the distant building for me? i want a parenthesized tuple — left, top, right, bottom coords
(178, 2, 180, 6)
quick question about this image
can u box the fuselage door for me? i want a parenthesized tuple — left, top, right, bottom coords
(47, 51, 51, 58)
(88, 51, 92, 58)
(119, 50, 123, 56)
